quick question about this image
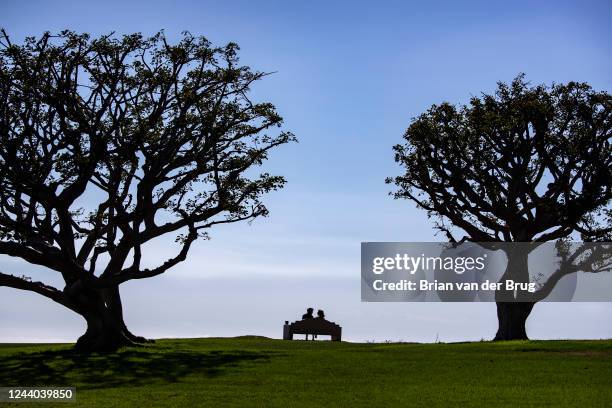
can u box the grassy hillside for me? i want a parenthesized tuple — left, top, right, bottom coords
(0, 338, 611, 407)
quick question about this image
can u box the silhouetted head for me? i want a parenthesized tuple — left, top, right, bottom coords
(307, 308, 313, 313)
(317, 309, 325, 318)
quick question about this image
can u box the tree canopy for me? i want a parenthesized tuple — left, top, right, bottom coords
(388, 75, 611, 243)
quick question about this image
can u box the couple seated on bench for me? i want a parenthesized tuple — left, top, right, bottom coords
(300, 308, 327, 340)
(302, 307, 325, 320)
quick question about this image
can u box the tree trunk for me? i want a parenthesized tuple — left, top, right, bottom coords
(493, 245, 535, 341)
(493, 302, 534, 340)
(105, 286, 154, 345)
(70, 284, 152, 352)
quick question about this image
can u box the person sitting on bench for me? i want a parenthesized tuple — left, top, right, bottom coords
(302, 308, 314, 320)
(301, 308, 314, 340)
(311, 309, 326, 340)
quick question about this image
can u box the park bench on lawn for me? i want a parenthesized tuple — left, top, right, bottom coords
(283, 318, 342, 341)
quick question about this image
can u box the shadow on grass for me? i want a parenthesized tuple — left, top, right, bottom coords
(0, 348, 272, 389)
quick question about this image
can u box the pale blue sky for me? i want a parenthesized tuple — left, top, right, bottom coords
(1, 0, 611, 342)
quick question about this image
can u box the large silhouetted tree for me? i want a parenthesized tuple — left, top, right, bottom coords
(0, 30, 295, 351)
(388, 75, 611, 340)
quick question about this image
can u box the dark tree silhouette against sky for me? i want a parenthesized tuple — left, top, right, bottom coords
(389, 76, 611, 340)
(0, 30, 295, 351)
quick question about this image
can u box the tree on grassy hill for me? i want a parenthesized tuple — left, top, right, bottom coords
(388, 75, 611, 340)
(0, 30, 295, 351)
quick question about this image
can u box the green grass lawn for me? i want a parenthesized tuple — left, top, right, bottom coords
(0, 337, 611, 407)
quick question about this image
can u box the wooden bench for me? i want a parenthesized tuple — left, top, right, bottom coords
(283, 318, 342, 341)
